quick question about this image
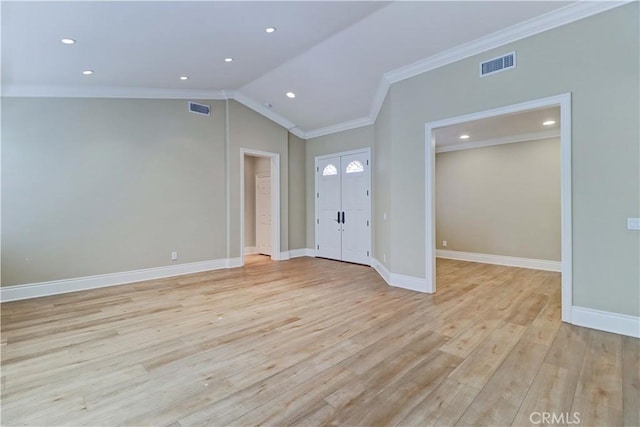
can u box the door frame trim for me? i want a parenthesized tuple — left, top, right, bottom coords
(424, 93, 572, 322)
(314, 147, 372, 265)
(240, 149, 281, 264)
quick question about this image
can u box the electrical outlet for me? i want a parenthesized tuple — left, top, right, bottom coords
(171, 251, 178, 261)
(628, 218, 640, 230)
(442, 240, 447, 247)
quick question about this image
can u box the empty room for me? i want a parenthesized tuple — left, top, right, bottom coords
(1, 1, 638, 426)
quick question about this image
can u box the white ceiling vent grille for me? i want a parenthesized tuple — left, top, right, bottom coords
(188, 101, 211, 116)
(480, 52, 516, 77)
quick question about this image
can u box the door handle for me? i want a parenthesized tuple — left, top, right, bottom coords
(335, 211, 340, 223)
(341, 211, 345, 224)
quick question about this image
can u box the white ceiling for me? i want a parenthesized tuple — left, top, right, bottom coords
(435, 106, 561, 151)
(1, 1, 619, 137)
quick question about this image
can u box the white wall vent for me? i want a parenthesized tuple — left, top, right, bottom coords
(188, 101, 211, 116)
(480, 52, 516, 77)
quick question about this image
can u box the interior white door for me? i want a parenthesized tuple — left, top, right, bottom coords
(316, 157, 342, 260)
(256, 173, 271, 256)
(315, 151, 370, 264)
(340, 153, 370, 264)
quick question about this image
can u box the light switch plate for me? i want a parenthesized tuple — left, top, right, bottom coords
(627, 218, 640, 230)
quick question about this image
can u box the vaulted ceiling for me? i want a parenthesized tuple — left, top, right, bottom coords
(2, 1, 620, 138)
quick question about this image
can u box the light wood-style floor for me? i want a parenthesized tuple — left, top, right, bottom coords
(1, 256, 638, 426)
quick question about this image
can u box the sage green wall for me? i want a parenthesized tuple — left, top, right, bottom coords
(2, 98, 300, 286)
(288, 133, 307, 251)
(374, 95, 392, 270)
(436, 138, 561, 261)
(384, 3, 639, 315)
(228, 100, 289, 257)
(304, 125, 374, 249)
(1, 98, 227, 286)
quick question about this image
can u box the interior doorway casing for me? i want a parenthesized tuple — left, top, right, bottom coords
(424, 93, 572, 322)
(240, 148, 281, 264)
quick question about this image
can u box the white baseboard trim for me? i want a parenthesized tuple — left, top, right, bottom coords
(1, 258, 238, 303)
(371, 258, 431, 293)
(289, 248, 312, 258)
(278, 251, 291, 261)
(227, 257, 243, 268)
(571, 306, 639, 338)
(244, 246, 258, 255)
(436, 249, 561, 272)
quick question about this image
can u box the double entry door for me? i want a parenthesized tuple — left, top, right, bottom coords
(316, 150, 371, 265)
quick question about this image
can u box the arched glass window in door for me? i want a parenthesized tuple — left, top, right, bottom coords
(322, 164, 338, 176)
(345, 160, 364, 174)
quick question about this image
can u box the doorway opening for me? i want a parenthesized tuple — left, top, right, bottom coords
(425, 93, 572, 322)
(240, 149, 281, 265)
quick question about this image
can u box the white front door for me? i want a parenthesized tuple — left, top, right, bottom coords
(317, 157, 342, 260)
(256, 173, 271, 256)
(340, 153, 370, 264)
(316, 150, 370, 264)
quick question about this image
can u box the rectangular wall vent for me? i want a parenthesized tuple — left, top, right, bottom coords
(480, 52, 516, 77)
(188, 101, 211, 116)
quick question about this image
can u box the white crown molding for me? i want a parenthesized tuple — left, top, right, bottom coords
(304, 116, 374, 140)
(436, 249, 561, 272)
(385, 1, 629, 85)
(227, 90, 302, 136)
(1, 84, 229, 100)
(302, 0, 628, 139)
(369, 76, 392, 126)
(1, 2, 627, 139)
(435, 129, 560, 153)
(571, 306, 639, 338)
(0, 258, 235, 302)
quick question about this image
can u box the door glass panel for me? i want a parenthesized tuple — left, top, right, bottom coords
(345, 160, 364, 174)
(322, 164, 338, 176)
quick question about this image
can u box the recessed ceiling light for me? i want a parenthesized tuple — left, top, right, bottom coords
(179, 76, 189, 80)
(286, 92, 296, 99)
(542, 120, 556, 126)
(265, 27, 276, 33)
(459, 134, 470, 140)
(82, 70, 93, 75)
(224, 58, 233, 63)
(61, 38, 76, 45)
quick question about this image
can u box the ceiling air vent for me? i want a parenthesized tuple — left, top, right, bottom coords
(188, 101, 211, 116)
(480, 52, 516, 77)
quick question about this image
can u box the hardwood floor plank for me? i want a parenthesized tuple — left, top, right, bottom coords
(622, 335, 640, 427)
(574, 330, 624, 410)
(543, 323, 590, 371)
(447, 321, 526, 389)
(397, 378, 479, 427)
(455, 340, 549, 426)
(512, 363, 580, 426)
(0, 256, 634, 427)
(439, 317, 502, 359)
(227, 365, 355, 426)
